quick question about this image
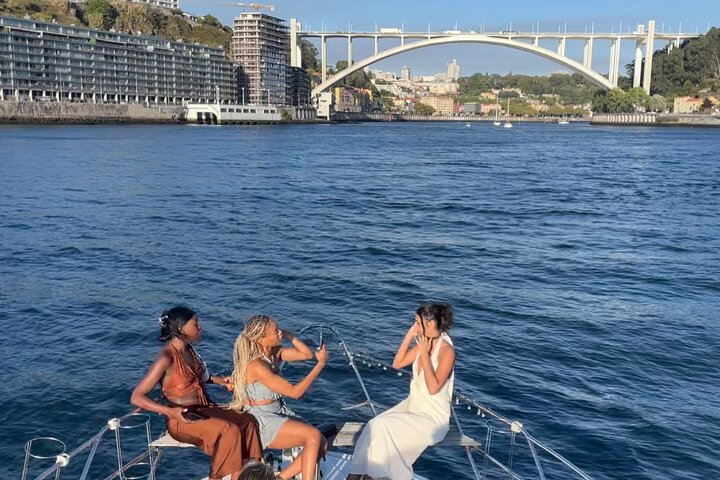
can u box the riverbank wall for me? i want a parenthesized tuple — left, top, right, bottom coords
(591, 113, 720, 127)
(0, 101, 182, 124)
(332, 112, 587, 123)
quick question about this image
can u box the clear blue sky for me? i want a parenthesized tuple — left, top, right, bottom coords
(184, 0, 719, 77)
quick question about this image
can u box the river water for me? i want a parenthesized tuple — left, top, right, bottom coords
(1, 122, 718, 479)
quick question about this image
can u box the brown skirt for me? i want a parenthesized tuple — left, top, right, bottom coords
(167, 405, 262, 478)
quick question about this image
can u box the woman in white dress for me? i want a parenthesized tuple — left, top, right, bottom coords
(347, 303, 456, 480)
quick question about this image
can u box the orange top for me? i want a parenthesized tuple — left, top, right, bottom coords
(162, 344, 209, 406)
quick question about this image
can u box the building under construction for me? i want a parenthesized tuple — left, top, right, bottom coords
(231, 11, 289, 106)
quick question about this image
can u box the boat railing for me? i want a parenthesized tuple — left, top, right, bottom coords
(23, 412, 158, 480)
(296, 324, 593, 480)
(23, 324, 592, 480)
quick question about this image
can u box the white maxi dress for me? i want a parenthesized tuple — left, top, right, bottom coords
(348, 333, 454, 480)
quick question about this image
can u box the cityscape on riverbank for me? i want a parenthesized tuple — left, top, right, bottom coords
(1, 0, 719, 123)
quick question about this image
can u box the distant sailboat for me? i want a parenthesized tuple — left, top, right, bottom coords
(503, 98, 513, 128)
(493, 101, 501, 126)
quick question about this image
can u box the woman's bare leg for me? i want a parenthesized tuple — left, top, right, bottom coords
(267, 420, 323, 480)
(278, 431, 328, 478)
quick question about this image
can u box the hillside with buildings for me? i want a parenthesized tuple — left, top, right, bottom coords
(0, 0, 232, 53)
(341, 61, 597, 117)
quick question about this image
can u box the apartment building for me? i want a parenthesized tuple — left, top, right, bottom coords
(0, 15, 236, 104)
(231, 12, 288, 105)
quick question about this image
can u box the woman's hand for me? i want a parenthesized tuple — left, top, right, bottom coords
(166, 407, 190, 424)
(216, 376, 234, 391)
(281, 329, 295, 341)
(416, 335, 431, 356)
(315, 344, 328, 366)
(405, 322, 420, 339)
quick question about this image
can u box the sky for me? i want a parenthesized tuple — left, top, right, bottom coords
(183, 0, 720, 78)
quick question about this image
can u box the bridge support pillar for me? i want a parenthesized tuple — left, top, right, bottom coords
(583, 37, 593, 68)
(613, 38, 621, 86)
(374, 36, 378, 55)
(290, 18, 301, 68)
(400, 35, 405, 46)
(321, 36, 327, 82)
(608, 38, 621, 86)
(642, 20, 656, 93)
(557, 37, 566, 57)
(347, 36, 353, 65)
(532, 37, 539, 47)
(633, 40, 643, 88)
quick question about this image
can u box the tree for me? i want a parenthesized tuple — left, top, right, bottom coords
(300, 40, 319, 71)
(82, 0, 117, 30)
(701, 97, 714, 112)
(332, 60, 376, 92)
(380, 96, 395, 112)
(648, 94, 667, 112)
(625, 87, 651, 112)
(413, 102, 436, 115)
(198, 15, 222, 28)
(498, 90, 519, 99)
(592, 88, 632, 113)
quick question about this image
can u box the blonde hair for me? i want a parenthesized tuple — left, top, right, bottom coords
(230, 314, 274, 411)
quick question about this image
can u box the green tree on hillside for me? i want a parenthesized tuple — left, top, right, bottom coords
(198, 14, 222, 28)
(413, 102, 436, 115)
(648, 94, 668, 112)
(333, 60, 376, 92)
(628, 27, 720, 96)
(300, 40, 319, 71)
(83, 0, 117, 30)
(592, 88, 651, 113)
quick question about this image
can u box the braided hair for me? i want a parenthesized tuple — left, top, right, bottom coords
(230, 314, 274, 411)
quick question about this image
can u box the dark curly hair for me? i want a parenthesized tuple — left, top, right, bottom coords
(239, 462, 276, 480)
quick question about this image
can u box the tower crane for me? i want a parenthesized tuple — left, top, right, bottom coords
(221, 3, 275, 12)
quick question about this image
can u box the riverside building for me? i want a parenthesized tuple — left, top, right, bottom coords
(0, 15, 236, 104)
(231, 12, 289, 106)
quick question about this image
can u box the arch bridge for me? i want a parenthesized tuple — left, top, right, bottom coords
(289, 20, 699, 97)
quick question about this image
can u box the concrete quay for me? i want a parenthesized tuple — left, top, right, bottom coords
(0, 101, 182, 124)
(591, 113, 720, 127)
(333, 112, 587, 123)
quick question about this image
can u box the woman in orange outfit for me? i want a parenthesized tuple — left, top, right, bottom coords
(131, 306, 263, 480)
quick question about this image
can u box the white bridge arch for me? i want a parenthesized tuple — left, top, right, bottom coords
(290, 20, 700, 99)
(310, 35, 613, 96)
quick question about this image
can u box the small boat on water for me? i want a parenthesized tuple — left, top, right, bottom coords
(21, 326, 592, 480)
(503, 98, 513, 128)
(493, 103, 501, 126)
(558, 119, 570, 125)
